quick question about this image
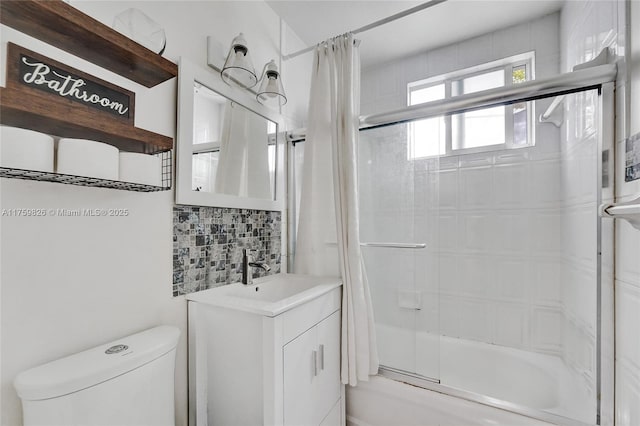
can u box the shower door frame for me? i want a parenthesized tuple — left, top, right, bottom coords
(287, 64, 616, 426)
(359, 67, 617, 426)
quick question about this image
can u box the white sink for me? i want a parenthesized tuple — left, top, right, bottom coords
(185, 273, 342, 317)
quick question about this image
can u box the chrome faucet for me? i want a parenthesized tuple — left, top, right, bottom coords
(242, 249, 271, 285)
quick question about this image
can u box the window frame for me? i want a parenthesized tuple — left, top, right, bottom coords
(407, 51, 536, 159)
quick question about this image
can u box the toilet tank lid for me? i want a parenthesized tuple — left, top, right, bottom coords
(14, 325, 180, 401)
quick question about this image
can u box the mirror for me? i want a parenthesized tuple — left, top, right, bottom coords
(192, 83, 277, 198)
(176, 57, 285, 211)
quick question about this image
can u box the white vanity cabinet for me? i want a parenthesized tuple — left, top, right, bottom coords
(187, 274, 344, 426)
(283, 310, 341, 426)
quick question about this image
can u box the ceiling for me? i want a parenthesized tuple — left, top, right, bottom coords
(266, 0, 564, 68)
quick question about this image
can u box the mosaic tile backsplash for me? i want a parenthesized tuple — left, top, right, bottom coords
(173, 206, 281, 296)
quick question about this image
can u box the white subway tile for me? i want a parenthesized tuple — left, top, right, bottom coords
(460, 299, 492, 342)
(400, 53, 429, 86)
(493, 23, 532, 59)
(438, 214, 459, 251)
(438, 169, 459, 209)
(427, 44, 459, 77)
(457, 34, 492, 70)
(616, 362, 640, 426)
(374, 62, 403, 99)
(494, 163, 530, 207)
(614, 82, 627, 149)
(616, 281, 640, 371)
(459, 166, 494, 209)
(616, 221, 640, 287)
(495, 303, 528, 347)
(531, 212, 562, 253)
(494, 213, 530, 253)
(595, 1, 616, 48)
(462, 214, 494, 252)
(535, 55, 562, 79)
(531, 13, 560, 57)
(531, 160, 562, 205)
(439, 254, 460, 296)
(533, 260, 562, 305)
(440, 295, 461, 337)
(494, 259, 531, 302)
(575, 208, 598, 265)
(531, 307, 563, 350)
(460, 256, 492, 297)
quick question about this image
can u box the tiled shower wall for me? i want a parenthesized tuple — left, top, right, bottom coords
(172, 206, 281, 296)
(560, 1, 624, 424)
(359, 12, 563, 358)
(359, 121, 565, 355)
(616, 1, 640, 423)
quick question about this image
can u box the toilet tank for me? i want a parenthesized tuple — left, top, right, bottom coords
(14, 325, 180, 426)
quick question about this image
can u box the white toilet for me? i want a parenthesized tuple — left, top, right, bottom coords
(14, 325, 180, 426)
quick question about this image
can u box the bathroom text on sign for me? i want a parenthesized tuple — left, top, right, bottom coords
(6, 43, 135, 123)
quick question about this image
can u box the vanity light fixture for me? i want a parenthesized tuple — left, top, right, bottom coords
(220, 33, 258, 89)
(256, 60, 287, 106)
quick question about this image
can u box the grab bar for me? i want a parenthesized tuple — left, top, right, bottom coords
(360, 242, 427, 249)
(599, 195, 640, 230)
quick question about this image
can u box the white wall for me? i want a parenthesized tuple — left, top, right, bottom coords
(0, 2, 308, 425)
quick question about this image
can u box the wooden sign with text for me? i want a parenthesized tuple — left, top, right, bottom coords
(6, 43, 135, 124)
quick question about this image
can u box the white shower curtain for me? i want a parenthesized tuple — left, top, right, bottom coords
(294, 34, 379, 385)
(215, 101, 271, 199)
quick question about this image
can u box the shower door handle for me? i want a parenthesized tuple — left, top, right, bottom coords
(599, 195, 640, 230)
(361, 242, 427, 249)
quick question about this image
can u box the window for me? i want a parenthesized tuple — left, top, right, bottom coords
(407, 52, 535, 159)
(409, 83, 446, 158)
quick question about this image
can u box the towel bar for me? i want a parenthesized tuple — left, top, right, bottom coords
(599, 195, 640, 230)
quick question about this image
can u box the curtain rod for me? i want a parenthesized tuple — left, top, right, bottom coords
(281, 0, 448, 61)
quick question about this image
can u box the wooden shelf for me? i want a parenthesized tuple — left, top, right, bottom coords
(0, 0, 177, 88)
(0, 86, 172, 154)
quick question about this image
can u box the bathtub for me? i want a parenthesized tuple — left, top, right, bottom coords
(347, 376, 554, 426)
(346, 325, 594, 426)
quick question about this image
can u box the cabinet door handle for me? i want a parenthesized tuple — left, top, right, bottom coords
(319, 344, 324, 371)
(312, 350, 318, 377)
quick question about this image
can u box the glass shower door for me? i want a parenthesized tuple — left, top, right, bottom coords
(359, 122, 441, 382)
(357, 86, 611, 425)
